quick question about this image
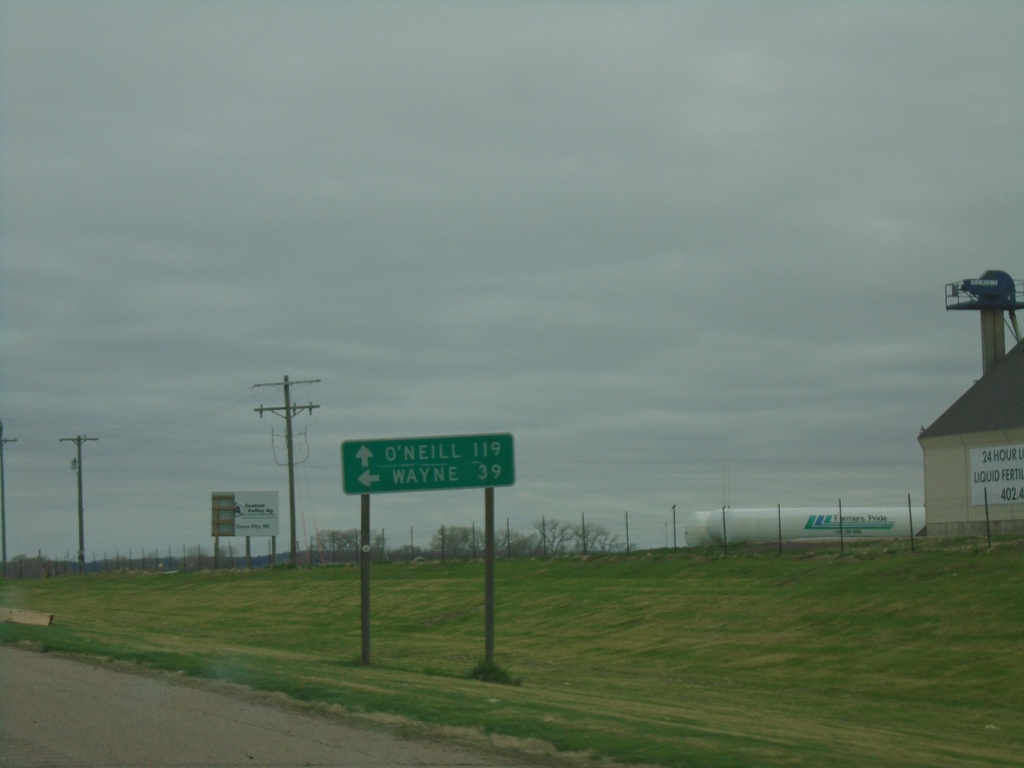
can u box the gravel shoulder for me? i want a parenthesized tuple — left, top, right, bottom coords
(0, 645, 575, 768)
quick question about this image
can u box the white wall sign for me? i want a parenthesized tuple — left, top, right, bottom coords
(970, 444, 1024, 505)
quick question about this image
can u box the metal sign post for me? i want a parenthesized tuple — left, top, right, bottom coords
(484, 487, 495, 664)
(360, 493, 371, 666)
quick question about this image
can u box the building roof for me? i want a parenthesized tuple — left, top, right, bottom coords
(919, 339, 1024, 440)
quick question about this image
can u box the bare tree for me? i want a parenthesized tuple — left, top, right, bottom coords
(536, 519, 576, 555)
(371, 529, 389, 561)
(499, 526, 542, 557)
(429, 525, 482, 559)
(573, 521, 621, 553)
(314, 528, 360, 563)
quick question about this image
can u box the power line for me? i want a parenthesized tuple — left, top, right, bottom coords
(100, 388, 259, 445)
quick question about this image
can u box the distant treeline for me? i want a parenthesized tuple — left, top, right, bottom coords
(312, 518, 623, 563)
(3, 518, 628, 577)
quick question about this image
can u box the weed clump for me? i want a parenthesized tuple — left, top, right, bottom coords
(469, 659, 521, 686)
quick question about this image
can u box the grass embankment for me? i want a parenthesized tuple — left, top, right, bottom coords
(2, 541, 1022, 767)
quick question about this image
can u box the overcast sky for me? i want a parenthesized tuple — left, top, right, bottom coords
(1, 2, 1021, 560)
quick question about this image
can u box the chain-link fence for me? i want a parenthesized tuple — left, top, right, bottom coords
(919, 495, 1024, 539)
(4, 497, 1023, 578)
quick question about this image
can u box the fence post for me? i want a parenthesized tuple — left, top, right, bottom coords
(907, 493, 915, 553)
(581, 513, 588, 555)
(625, 510, 630, 554)
(721, 506, 728, 556)
(777, 503, 783, 557)
(838, 499, 845, 555)
(984, 487, 992, 548)
(542, 516, 547, 557)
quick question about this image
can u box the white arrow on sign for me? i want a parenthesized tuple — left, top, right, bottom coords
(356, 445, 373, 468)
(359, 470, 380, 488)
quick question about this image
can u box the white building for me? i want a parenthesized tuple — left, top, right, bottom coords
(918, 341, 1024, 536)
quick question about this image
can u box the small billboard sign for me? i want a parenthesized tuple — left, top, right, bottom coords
(211, 491, 280, 537)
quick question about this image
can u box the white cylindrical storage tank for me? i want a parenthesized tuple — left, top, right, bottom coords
(682, 506, 926, 547)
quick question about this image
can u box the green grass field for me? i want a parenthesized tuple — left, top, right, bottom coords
(2, 541, 1022, 767)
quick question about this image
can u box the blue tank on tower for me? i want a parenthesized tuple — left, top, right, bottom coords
(946, 269, 1023, 310)
(945, 270, 1023, 374)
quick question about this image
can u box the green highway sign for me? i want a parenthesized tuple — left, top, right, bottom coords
(341, 432, 515, 495)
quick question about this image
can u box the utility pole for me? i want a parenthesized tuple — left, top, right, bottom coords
(60, 435, 98, 572)
(254, 375, 320, 567)
(1, 421, 17, 578)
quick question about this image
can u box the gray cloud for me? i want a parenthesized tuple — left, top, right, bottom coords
(1, 1, 1020, 557)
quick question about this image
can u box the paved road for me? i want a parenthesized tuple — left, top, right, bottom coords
(0, 647, 546, 768)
